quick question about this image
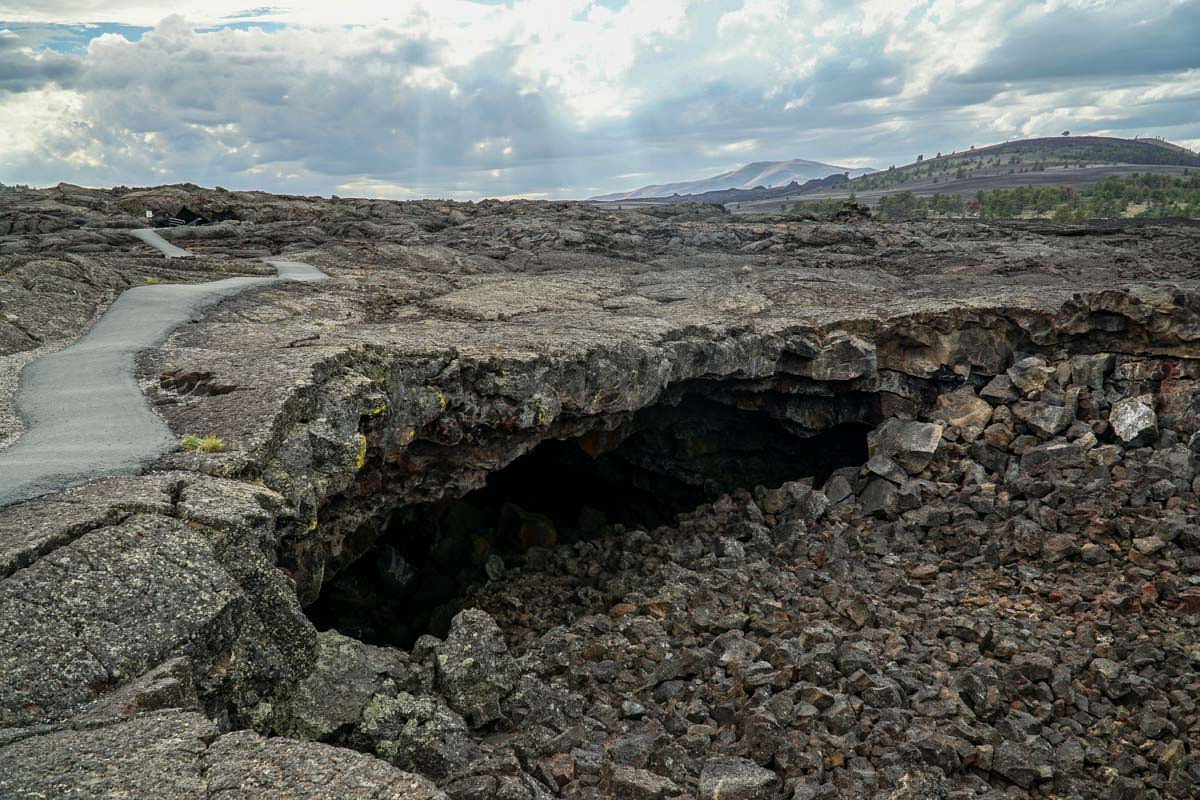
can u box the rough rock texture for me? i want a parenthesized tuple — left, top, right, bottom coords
(2, 184, 1200, 797)
(434, 608, 521, 728)
(0, 710, 446, 799)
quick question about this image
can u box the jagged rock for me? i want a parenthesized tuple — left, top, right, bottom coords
(434, 609, 519, 728)
(608, 765, 682, 799)
(980, 374, 1019, 404)
(823, 472, 854, 505)
(75, 656, 197, 723)
(1007, 356, 1056, 396)
(859, 477, 897, 517)
(992, 738, 1053, 789)
(263, 630, 416, 741)
(887, 768, 948, 799)
(1020, 440, 1085, 475)
(1013, 400, 1074, 436)
(868, 419, 943, 474)
(930, 387, 993, 430)
(1070, 353, 1114, 390)
(698, 756, 778, 800)
(357, 691, 480, 778)
(865, 454, 907, 484)
(1080, 542, 1111, 564)
(1110, 394, 1158, 446)
(794, 331, 876, 381)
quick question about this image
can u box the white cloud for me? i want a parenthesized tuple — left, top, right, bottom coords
(705, 139, 759, 157)
(334, 177, 417, 198)
(0, 87, 83, 161)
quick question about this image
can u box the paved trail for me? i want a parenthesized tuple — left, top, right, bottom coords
(129, 227, 197, 259)
(0, 232, 327, 507)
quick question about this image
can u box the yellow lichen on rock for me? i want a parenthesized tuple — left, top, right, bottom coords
(354, 433, 367, 470)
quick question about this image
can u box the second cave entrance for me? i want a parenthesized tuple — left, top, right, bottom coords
(307, 393, 874, 648)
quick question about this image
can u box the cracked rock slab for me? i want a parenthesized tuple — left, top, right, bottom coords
(0, 513, 241, 726)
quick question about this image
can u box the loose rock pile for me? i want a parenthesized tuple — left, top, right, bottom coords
(255, 352, 1200, 799)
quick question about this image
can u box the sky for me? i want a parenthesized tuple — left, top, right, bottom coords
(0, 0, 1197, 200)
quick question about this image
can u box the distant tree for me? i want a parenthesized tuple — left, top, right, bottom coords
(916, 154, 924, 162)
(969, 145, 975, 150)
(1062, 130, 1070, 136)
(935, 152, 941, 158)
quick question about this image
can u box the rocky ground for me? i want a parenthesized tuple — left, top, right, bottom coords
(1, 184, 1199, 798)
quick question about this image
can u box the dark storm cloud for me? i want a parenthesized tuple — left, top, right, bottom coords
(960, 1, 1200, 84)
(0, 29, 81, 93)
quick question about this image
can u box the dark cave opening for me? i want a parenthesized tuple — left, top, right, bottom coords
(306, 394, 872, 648)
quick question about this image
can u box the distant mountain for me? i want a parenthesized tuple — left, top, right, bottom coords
(840, 136, 1200, 195)
(591, 159, 875, 201)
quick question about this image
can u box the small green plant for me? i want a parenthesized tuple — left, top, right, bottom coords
(180, 434, 225, 453)
(142, 277, 161, 285)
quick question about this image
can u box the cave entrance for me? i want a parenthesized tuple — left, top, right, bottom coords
(306, 394, 872, 648)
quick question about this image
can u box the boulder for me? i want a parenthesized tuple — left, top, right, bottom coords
(931, 387, 993, 430)
(434, 609, 520, 728)
(992, 738, 1053, 789)
(698, 756, 778, 800)
(1020, 441, 1086, 476)
(1007, 357, 1056, 396)
(1070, 353, 1114, 390)
(609, 765, 682, 800)
(980, 374, 1019, 404)
(0, 710, 213, 799)
(1012, 401, 1074, 437)
(357, 691, 481, 778)
(0, 515, 246, 726)
(1109, 395, 1157, 447)
(869, 419, 944, 474)
(265, 630, 417, 742)
(859, 477, 897, 518)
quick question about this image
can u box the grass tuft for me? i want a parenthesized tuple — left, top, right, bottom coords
(180, 433, 225, 453)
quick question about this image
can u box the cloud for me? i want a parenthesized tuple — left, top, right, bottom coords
(0, 28, 81, 93)
(0, 0, 1196, 198)
(959, 1, 1200, 84)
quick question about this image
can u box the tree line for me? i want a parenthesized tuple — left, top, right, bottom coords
(844, 173, 1200, 221)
